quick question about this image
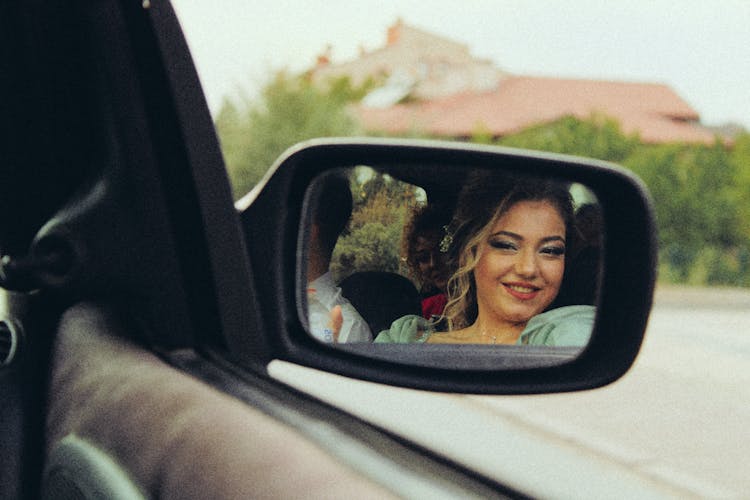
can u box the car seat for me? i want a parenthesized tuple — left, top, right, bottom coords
(339, 271, 422, 335)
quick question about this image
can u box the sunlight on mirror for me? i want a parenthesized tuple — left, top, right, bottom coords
(301, 165, 600, 361)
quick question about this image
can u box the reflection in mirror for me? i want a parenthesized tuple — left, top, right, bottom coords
(301, 165, 601, 366)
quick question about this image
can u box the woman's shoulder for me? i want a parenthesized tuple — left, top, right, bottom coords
(535, 305, 595, 322)
(374, 315, 433, 343)
(519, 305, 595, 347)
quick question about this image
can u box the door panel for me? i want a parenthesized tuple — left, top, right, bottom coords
(43, 435, 145, 500)
(45, 302, 394, 498)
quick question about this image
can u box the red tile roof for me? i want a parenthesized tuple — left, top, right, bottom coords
(356, 76, 719, 144)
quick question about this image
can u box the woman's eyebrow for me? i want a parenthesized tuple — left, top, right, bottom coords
(491, 231, 565, 244)
(491, 230, 522, 240)
(541, 235, 566, 244)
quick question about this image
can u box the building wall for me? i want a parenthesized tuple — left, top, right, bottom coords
(311, 20, 506, 100)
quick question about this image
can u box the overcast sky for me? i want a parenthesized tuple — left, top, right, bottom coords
(171, 1, 749, 129)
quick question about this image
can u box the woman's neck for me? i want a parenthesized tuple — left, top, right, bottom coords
(464, 316, 525, 344)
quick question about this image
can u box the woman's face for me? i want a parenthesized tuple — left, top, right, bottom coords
(413, 231, 448, 292)
(473, 200, 566, 327)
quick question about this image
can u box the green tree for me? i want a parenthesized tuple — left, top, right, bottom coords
(624, 141, 741, 283)
(496, 114, 640, 162)
(724, 132, 750, 285)
(730, 132, 750, 242)
(332, 221, 404, 280)
(331, 171, 420, 280)
(215, 72, 370, 199)
(213, 97, 250, 187)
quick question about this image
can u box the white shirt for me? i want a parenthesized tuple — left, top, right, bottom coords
(307, 272, 373, 343)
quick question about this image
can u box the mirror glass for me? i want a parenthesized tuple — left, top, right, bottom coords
(300, 164, 601, 369)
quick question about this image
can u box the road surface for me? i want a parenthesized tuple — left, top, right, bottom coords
(470, 285, 750, 498)
(271, 285, 750, 498)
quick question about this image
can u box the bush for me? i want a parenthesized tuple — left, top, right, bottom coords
(222, 71, 750, 287)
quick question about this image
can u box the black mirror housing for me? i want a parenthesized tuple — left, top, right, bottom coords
(238, 138, 656, 394)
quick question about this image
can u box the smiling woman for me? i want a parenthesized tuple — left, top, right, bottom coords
(374, 172, 595, 346)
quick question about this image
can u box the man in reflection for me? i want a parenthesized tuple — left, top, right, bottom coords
(307, 173, 373, 343)
(402, 203, 453, 326)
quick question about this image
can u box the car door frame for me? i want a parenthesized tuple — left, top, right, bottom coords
(1, 1, 657, 498)
(0, 1, 525, 497)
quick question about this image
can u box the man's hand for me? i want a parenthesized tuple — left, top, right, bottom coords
(327, 305, 343, 343)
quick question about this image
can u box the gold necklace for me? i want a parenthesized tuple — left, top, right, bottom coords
(474, 325, 520, 345)
(470, 326, 498, 344)
(480, 331, 498, 344)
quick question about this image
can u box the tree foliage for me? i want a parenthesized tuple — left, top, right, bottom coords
(730, 132, 750, 243)
(215, 72, 371, 199)
(216, 69, 750, 286)
(496, 114, 641, 162)
(330, 171, 420, 281)
(624, 142, 743, 282)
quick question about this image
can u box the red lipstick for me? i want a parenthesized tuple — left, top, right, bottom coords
(503, 282, 540, 300)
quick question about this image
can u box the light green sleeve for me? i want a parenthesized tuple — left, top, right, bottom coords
(518, 305, 596, 347)
(374, 315, 433, 343)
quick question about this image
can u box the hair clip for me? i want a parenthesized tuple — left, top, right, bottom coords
(439, 225, 453, 253)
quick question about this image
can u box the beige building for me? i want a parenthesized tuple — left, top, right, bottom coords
(311, 19, 721, 144)
(310, 19, 506, 104)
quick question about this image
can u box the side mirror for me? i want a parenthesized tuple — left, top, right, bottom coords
(238, 138, 656, 394)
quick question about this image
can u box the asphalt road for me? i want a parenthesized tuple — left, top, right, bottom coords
(271, 285, 750, 498)
(469, 285, 750, 498)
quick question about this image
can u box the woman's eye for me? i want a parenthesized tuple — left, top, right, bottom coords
(489, 240, 517, 251)
(541, 246, 566, 257)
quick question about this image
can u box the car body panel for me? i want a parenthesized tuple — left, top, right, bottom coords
(271, 360, 694, 499)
